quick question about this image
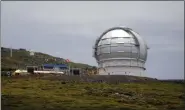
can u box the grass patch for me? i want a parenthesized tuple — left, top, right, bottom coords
(2, 76, 185, 110)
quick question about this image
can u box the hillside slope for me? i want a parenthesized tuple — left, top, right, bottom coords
(1, 47, 94, 70)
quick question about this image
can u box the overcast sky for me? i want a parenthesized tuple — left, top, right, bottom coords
(1, 1, 184, 79)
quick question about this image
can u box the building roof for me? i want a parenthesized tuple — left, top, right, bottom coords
(43, 64, 68, 68)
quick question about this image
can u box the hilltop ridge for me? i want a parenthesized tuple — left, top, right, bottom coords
(1, 47, 94, 70)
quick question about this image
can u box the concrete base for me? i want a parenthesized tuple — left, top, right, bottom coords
(98, 66, 145, 77)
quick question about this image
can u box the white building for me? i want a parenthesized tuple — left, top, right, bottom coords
(93, 27, 149, 76)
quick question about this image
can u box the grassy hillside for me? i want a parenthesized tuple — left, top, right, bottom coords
(2, 76, 185, 110)
(1, 47, 94, 70)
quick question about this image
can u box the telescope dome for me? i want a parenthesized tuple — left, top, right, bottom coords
(93, 27, 149, 76)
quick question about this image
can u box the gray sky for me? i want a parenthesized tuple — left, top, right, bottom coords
(1, 1, 184, 79)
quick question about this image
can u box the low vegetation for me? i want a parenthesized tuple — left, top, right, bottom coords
(1, 47, 94, 70)
(2, 76, 185, 110)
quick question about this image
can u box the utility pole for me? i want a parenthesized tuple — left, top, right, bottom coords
(10, 47, 12, 57)
(68, 64, 70, 76)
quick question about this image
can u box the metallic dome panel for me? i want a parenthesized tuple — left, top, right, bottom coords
(93, 27, 148, 62)
(101, 29, 133, 39)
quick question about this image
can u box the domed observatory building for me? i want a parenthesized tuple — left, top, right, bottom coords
(93, 27, 149, 76)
